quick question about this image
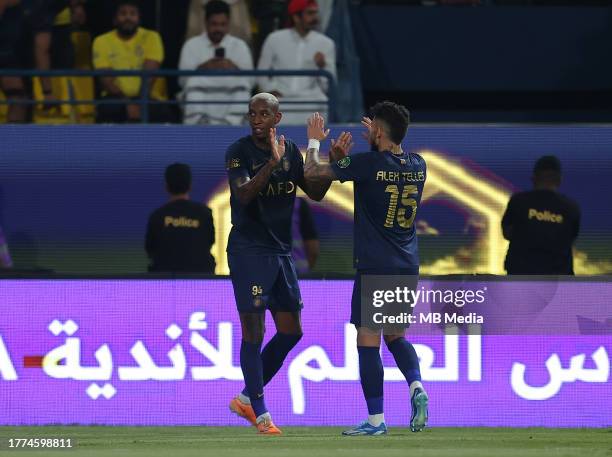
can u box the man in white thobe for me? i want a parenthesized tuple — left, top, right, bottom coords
(179, 0, 254, 125)
(257, 0, 336, 125)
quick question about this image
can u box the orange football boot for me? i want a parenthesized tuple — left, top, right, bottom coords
(229, 397, 257, 426)
(256, 417, 282, 435)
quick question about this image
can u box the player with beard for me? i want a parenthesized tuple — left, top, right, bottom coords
(303, 104, 429, 435)
(92, 0, 169, 123)
(226, 93, 351, 434)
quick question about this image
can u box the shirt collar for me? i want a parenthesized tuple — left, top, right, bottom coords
(204, 33, 228, 48)
(291, 28, 312, 42)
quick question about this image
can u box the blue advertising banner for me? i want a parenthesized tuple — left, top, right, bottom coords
(0, 125, 611, 274)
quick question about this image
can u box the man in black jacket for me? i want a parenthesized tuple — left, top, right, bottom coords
(145, 163, 216, 273)
(502, 156, 580, 275)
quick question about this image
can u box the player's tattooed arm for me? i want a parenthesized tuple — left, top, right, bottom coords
(303, 132, 353, 192)
(231, 128, 285, 205)
(302, 113, 354, 201)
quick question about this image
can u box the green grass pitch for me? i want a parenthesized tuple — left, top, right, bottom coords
(0, 427, 609, 457)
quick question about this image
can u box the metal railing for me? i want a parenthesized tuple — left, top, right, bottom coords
(0, 69, 337, 123)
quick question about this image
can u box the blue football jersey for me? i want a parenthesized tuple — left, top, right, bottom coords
(226, 135, 304, 255)
(331, 151, 427, 270)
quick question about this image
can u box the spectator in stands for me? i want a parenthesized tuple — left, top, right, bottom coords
(292, 197, 320, 273)
(0, 224, 13, 268)
(92, 0, 171, 123)
(257, 0, 336, 125)
(185, 0, 251, 45)
(32, 0, 85, 122)
(146, 163, 216, 273)
(502, 156, 581, 275)
(250, 0, 330, 60)
(0, 0, 67, 122)
(178, 0, 253, 125)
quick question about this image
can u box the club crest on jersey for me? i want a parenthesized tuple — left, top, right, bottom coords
(337, 156, 351, 168)
(282, 156, 290, 172)
(252, 285, 263, 307)
(227, 158, 241, 169)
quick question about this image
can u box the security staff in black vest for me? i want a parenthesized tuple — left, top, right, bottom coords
(146, 163, 216, 273)
(502, 156, 580, 275)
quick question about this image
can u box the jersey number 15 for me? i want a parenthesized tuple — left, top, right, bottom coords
(384, 184, 418, 228)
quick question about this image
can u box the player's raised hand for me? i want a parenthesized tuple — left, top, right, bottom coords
(330, 131, 354, 162)
(361, 116, 373, 141)
(307, 112, 330, 142)
(269, 127, 285, 166)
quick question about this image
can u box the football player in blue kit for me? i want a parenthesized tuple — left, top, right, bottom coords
(225, 93, 352, 434)
(303, 102, 429, 435)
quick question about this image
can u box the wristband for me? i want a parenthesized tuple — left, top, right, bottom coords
(308, 139, 320, 151)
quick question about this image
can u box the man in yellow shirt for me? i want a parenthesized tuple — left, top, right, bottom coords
(92, 0, 171, 123)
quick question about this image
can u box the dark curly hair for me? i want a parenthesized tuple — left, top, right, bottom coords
(369, 101, 411, 144)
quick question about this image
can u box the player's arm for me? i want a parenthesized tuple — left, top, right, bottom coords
(230, 128, 285, 206)
(302, 132, 353, 200)
(302, 113, 353, 201)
